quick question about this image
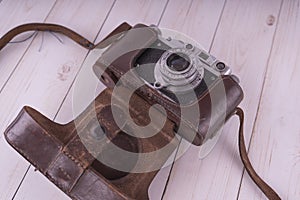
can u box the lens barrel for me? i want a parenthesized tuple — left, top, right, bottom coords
(166, 53, 190, 72)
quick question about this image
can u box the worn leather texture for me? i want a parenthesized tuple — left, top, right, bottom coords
(5, 88, 179, 200)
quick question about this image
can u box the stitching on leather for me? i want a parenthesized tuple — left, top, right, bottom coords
(63, 150, 85, 169)
(59, 167, 72, 180)
(45, 153, 85, 194)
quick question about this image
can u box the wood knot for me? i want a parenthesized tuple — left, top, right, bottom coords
(57, 62, 72, 81)
(266, 15, 276, 26)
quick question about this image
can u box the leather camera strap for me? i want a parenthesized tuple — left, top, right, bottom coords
(0, 23, 280, 199)
(235, 108, 281, 200)
(0, 22, 132, 51)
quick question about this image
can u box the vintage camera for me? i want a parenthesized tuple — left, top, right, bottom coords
(135, 30, 231, 105)
(94, 24, 243, 145)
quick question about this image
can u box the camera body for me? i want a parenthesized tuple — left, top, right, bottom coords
(94, 24, 243, 145)
(135, 30, 231, 105)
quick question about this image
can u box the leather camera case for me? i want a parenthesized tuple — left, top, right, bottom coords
(3, 23, 244, 200)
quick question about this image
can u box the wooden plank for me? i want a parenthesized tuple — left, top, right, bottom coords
(162, 0, 282, 199)
(95, 0, 168, 42)
(0, 0, 56, 93)
(239, 0, 300, 199)
(0, 1, 115, 199)
(159, 0, 225, 51)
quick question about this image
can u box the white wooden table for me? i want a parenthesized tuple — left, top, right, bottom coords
(0, 0, 299, 199)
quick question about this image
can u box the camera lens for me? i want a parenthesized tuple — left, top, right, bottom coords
(166, 53, 190, 71)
